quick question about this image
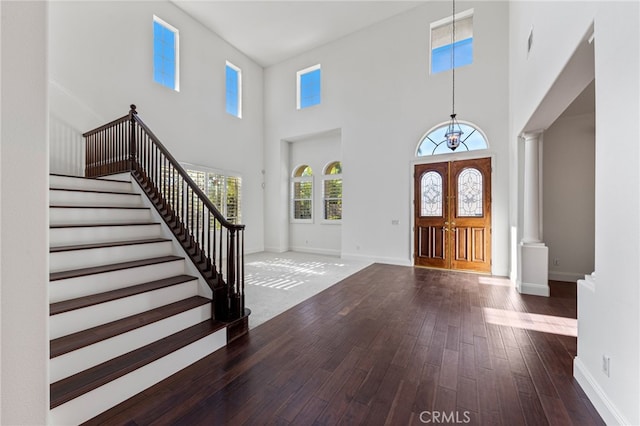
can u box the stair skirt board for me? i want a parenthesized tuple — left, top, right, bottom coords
(49, 240, 173, 273)
(49, 223, 163, 247)
(50, 303, 211, 382)
(50, 206, 153, 225)
(50, 279, 199, 339)
(49, 259, 186, 303)
(48, 330, 227, 426)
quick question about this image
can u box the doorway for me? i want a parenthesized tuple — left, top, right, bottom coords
(414, 157, 492, 272)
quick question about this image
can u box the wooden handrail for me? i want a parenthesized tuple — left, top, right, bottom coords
(83, 105, 245, 321)
(129, 108, 244, 232)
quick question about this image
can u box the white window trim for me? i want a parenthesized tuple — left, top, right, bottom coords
(225, 61, 242, 118)
(296, 63, 321, 110)
(429, 8, 474, 76)
(153, 15, 180, 92)
(290, 173, 314, 224)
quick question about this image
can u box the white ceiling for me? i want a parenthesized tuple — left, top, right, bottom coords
(171, 1, 426, 67)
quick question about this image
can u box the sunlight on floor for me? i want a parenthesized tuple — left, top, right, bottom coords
(246, 257, 348, 290)
(477, 276, 513, 287)
(483, 307, 577, 337)
(243, 252, 372, 329)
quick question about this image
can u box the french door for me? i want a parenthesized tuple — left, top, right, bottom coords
(414, 157, 492, 273)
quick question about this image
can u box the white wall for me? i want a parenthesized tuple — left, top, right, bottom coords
(543, 111, 595, 282)
(264, 1, 511, 273)
(48, 0, 265, 253)
(0, 1, 50, 423)
(510, 2, 640, 424)
(288, 130, 342, 255)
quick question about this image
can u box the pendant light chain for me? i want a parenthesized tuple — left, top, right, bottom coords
(451, 0, 456, 116)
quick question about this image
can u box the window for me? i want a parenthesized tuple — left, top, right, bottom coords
(153, 16, 179, 91)
(291, 165, 313, 221)
(457, 167, 483, 217)
(184, 165, 242, 224)
(297, 64, 321, 109)
(421, 171, 443, 217)
(430, 10, 473, 74)
(417, 122, 488, 156)
(225, 61, 242, 118)
(323, 161, 342, 221)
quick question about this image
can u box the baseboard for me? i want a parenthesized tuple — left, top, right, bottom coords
(549, 271, 586, 282)
(289, 246, 341, 257)
(517, 280, 550, 297)
(574, 356, 630, 425)
(340, 252, 411, 266)
(264, 247, 288, 254)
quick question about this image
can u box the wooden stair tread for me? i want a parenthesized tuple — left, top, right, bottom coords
(50, 173, 131, 184)
(50, 237, 171, 253)
(50, 222, 160, 229)
(50, 295, 211, 358)
(50, 318, 225, 409)
(50, 274, 198, 315)
(49, 205, 149, 210)
(49, 255, 184, 281)
(50, 188, 140, 196)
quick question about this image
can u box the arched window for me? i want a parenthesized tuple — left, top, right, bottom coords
(417, 122, 488, 156)
(323, 161, 342, 221)
(291, 165, 313, 221)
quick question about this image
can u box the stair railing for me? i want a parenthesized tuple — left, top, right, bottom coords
(83, 105, 245, 321)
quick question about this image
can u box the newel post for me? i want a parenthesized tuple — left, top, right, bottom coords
(129, 104, 137, 171)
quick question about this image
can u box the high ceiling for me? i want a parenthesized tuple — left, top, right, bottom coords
(171, 1, 426, 67)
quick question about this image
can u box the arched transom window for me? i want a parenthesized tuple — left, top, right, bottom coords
(417, 122, 488, 156)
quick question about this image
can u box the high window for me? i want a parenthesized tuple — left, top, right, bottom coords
(153, 16, 179, 91)
(323, 161, 342, 221)
(291, 165, 313, 221)
(417, 122, 487, 156)
(430, 9, 473, 74)
(225, 61, 242, 118)
(184, 165, 242, 225)
(297, 64, 321, 109)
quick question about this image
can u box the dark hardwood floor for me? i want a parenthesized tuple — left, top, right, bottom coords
(85, 264, 603, 425)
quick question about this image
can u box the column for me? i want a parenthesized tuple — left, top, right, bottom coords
(522, 132, 543, 243)
(518, 132, 549, 297)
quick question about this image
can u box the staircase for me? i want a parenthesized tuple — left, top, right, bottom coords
(48, 173, 234, 425)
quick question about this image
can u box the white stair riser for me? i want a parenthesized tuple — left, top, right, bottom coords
(50, 207, 152, 225)
(50, 241, 173, 273)
(50, 190, 142, 207)
(50, 280, 199, 339)
(50, 175, 133, 193)
(50, 224, 163, 247)
(50, 304, 211, 382)
(49, 260, 186, 303)
(49, 330, 227, 426)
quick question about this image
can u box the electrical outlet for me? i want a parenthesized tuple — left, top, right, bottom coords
(602, 355, 611, 377)
(553, 258, 560, 266)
